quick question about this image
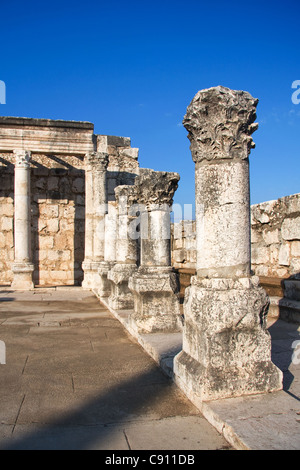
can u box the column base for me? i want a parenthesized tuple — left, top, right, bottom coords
(82, 261, 102, 290)
(173, 275, 283, 402)
(98, 261, 114, 298)
(128, 267, 182, 333)
(107, 263, 136, 310)
(11, 263, 35, 290)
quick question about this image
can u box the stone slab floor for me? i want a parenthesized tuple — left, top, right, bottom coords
(0, 287, 231, 450)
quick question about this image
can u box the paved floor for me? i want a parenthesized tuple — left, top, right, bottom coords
(0, 287, 231, 450)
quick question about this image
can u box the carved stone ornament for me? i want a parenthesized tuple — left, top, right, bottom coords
(183, 86, 259, 163)
(134, 168, 180, 209)
(13, 150, 31, 168)
(85, 152, 109, 171)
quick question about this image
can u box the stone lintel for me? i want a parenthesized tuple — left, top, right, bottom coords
(0, 116, 95, 155)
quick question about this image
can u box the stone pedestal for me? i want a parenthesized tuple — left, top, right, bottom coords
(11, 150, 34, 290)
(82, 152, 108, 289)
(108, 185, 138, 309)
(174, 86, 282, 402)
(129, 266, 181, 333)
(175, 276, 281, 401)
(128, 169, 182, 333)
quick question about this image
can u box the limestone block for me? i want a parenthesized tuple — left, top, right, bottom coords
(174, 276, 283, 402)
(119, 147, 139, 160)
(47, 176, 59, 191)
(270, 244, 280, 264)
(250, 228, 261, 243)
(0, 203, 14, 217)
(59, 219, 73, 232)
(173, 249, 186, 264)
(285, 194, 300, 214)
(72, 177, 85, 193)
(39, 236, 54, 250)
(262, 229, 279, 245)
(251, 245, 269, 265)
(290, 258, 300, 274)
(278, 244, 290, 266)
(282, 217, 300, 240)
(253, 265, 269, 276)
(1, 216, 13, 231)
(291, 241, 300, 257)
(40, 204, 59, 218)
(129, 268, 182, 333)
(0, 233, 6, 249)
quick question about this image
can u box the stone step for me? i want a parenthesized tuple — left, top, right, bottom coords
(283, 279, 300, 301)
(259, 276, 285, 297)
(278, 297, 300, 324)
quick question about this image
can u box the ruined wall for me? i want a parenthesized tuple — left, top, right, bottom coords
(0, 135, 139, 286)
(171, 220, 196, 270)
(251, 193, 300, 278)
(171, 193, 300, 280)
(0, 154, 14, 283)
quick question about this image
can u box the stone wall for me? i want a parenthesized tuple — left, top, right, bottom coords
(171, 220, 196, 269)
(171, 193, 300, 280)
(251, 193, 300, 278)
(0, 155, 14, 284)
(0, 127, 139, 286)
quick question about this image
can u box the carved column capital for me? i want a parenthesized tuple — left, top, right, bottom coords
(183, 86, 259, 163)
(84, 152, 109, 171)
(13, 150, 31, 168)
(134, 168, 180, 209)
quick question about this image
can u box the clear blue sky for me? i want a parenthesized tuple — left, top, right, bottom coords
(1, 0, 299, 217)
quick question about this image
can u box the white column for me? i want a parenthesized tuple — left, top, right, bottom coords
(82, 152, 108, 289)
(98, 201, 118, 297)
(11, 150, 34, 290)
(174, 86, 282, 402)
(128, 169, 182, 333)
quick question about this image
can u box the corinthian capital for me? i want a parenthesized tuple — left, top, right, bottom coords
(134, 168, 180, 209)
(13, 150, 31, 168)
(85, 152, 109, 171)
(183, 86, 259, 163)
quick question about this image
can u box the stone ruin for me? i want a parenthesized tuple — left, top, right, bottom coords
(0, 86, 286, 404)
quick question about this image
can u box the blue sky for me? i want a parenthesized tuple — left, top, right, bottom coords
(1, 0, 299, 216)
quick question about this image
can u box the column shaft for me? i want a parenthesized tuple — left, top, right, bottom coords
(11, 150, 34, 290)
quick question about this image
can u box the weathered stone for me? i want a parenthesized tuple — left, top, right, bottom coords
(282, 217, 300, 241)
(11, 150, 34, 290)
(107, 184, 139, 309)
(174, 86, 282, 403)
(175, 276, 282, 401)
(127, 169, 181, 333)
(278, 244, 290, 266)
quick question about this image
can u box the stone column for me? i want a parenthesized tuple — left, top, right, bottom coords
(82, 152, 108, 289)
(107, 185, 139, 309)
(11, 150, 34, 290)
(174, 86, 282, 402)
(98, 201, 118, 297)
(128, 169, 182, 333)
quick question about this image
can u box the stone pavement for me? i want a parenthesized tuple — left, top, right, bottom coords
(100, 294, 300, 451)
(0, 287, 299, 450)
(0, 287, 231, 451)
